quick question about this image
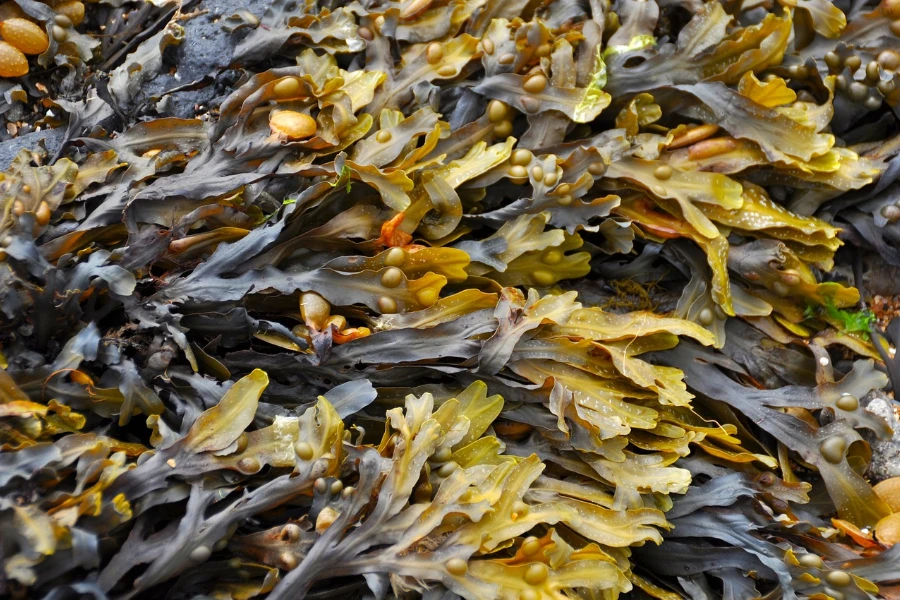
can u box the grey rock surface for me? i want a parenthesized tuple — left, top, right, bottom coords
(865, 390, 900, 481)
(0, 128, 66, 170)
(139, 0, 263, 118)
(1, 0, 268, 166)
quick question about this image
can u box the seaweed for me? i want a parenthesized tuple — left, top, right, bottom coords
(2, 0, 900, 599)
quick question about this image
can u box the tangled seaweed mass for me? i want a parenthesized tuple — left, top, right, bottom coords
(5, 0, 900, 598)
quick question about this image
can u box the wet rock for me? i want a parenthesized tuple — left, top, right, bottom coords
(0, 127, 65, 170)
(138, 0, 268, 119)
(3, 0, 266, 162)
(865, 390, 900, 481)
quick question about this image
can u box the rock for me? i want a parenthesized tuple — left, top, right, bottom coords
(137, 0, 269, 119)
(863, 256, 900, 297)
(1, 0, 265, 166)
(0, 127, 66, 170)
(865, 390, 900, 481)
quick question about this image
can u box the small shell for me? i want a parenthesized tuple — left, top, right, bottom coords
(0, 41, 29, 77)
(269, 110, 317, 140)
(0, 18, 50, 55)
